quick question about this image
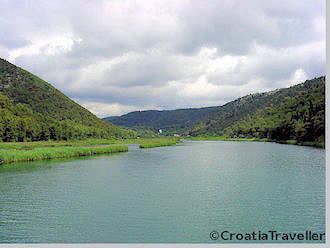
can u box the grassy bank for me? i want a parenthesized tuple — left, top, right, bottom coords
(187, 136, 324, 148)
(0, 137, 181, 149)
(0, 137, 182, 164)
(0, 139, 125, 149)
(0, 145, 128, 164)
(0, 134, 323, 164)
(138, 137, 181, 148)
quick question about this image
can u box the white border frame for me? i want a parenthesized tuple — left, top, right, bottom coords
(0, 1, 328, 247)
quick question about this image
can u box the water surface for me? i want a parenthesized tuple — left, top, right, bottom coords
(0, 141, 325, 243)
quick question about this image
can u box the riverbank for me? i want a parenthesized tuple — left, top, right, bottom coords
(0, 145, 128, 164)
(187, 136, 268, 142)
(0, 137, 182, 164)
(186, 136, 324, 148)
(0, 135, 322, 165)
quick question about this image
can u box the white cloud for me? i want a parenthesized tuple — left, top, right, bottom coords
(291, 69, 308, 86)
(79, 101, 141, 117)
(8, 34, 82, 62)
(0, 0, 325, 116)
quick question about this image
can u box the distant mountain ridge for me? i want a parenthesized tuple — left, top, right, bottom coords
(0, 58, 135, 141)
(104, 106, 219, 134)
(104, 76, 325, 141)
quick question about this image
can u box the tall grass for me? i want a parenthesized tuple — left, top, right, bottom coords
(0, 139, 120, 150)
(138, 137, 180, 148)
(0, 137, 184, 164)
(0, 145, 128, 164)
(0, 138, 179, 150)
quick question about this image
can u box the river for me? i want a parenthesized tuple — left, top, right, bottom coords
(0, 141, 325, 243)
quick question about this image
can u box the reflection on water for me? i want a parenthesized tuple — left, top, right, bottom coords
(0, 141, 325, 243)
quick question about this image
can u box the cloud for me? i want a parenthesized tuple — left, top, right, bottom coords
(8, 34, 82, 61)
(79, 100, 143, 118)
(0, 0, 325, 116)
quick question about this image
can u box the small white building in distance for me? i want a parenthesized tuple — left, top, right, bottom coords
(158, 129, 163, 134)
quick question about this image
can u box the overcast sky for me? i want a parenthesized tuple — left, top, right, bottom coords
(0, 0, 325, 117)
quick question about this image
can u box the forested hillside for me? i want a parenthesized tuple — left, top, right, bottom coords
(105, 107, 219, 135)
(190, 76, 325, 136)
(224, 78, 325, 146)
(105, 76, 325, 144)
(0, 58, 136, 141)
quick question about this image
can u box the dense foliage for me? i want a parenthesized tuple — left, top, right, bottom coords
(224, 78, 325, 146)
(0, 58, 136, 141)
(189, 77, 325, 136)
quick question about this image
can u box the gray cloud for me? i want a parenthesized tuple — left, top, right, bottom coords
(0, 0, 325, 117)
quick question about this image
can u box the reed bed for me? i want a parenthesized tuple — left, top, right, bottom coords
(0, 139, 120, 150)
(0, 145, 128, 164)
(0, 138, 180, 150)
(138, 137, 180, 148)
(0, 137, 184, 164)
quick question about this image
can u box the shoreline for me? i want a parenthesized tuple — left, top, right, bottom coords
(186, 136, 324, 149)
(0, 137, 181, 164)
(0, 136, 323, 165)
(0, 145, 128, 164)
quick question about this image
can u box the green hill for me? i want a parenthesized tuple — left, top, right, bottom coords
(190, 76, 325, 136)
(0, 58, 136, 141)
(224, 78, 325, 146)
(105, 76, 325, 146)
